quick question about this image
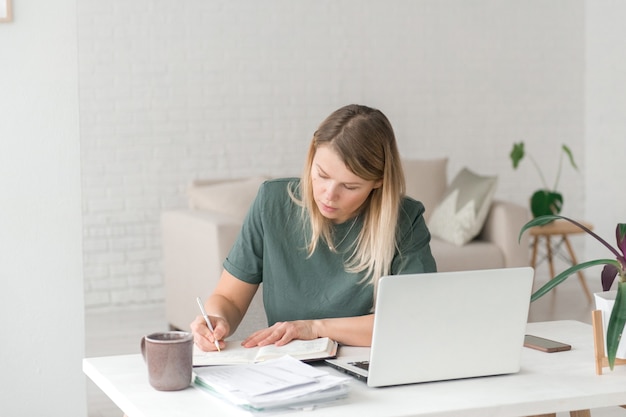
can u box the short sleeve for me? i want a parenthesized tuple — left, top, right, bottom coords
(391, 197, 437, 274)
(223, 183, 267, 284)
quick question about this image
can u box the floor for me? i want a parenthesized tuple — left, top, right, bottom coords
(85, 261, 626, 417)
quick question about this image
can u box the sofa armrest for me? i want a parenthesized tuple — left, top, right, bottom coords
(162, 210, 241, 332)
(161, 210, 267, 338)
(478, 200, 531, 268)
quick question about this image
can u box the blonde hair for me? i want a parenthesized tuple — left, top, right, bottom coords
(290, 104, 405, 288)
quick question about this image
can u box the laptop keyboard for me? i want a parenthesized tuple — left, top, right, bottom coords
(349, 360, 370, 371)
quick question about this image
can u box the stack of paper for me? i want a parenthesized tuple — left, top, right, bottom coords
(193, 355, 350, 412)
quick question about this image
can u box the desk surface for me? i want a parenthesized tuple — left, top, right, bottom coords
(84, 321, 626, 417)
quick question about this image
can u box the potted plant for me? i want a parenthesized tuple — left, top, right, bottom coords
(509, 142, 578, 218)
(520, 214, 626, 368)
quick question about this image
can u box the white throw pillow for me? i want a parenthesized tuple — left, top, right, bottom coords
(187, 176, 269, 220)
(428, 168, 497, 246)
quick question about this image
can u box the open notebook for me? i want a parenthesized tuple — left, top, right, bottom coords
(194, 337, 338, 366)
(326, 267, 534, 387)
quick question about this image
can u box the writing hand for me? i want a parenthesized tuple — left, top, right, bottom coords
(190, 314, 229, 352)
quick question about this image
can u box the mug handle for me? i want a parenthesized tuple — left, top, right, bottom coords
(140, 336, 147, 362)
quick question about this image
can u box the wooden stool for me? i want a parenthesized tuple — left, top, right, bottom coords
(529, 219, 593, 303)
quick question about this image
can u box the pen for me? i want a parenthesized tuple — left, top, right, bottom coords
(196, 297, 221, 352)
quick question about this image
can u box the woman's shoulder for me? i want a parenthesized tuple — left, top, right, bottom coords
(396, 196, 430, 245)
(400, 195, 426, 216)
(255, 177, 301, 207)
(259, 177, 300, 195)
(397, 196, 428, 228)
(262, 177, 299, 186)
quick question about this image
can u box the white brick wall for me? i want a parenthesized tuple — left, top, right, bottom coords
(78, 0, 585, 308)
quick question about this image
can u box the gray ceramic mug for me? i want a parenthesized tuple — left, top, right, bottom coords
(140, 331, 194, 391)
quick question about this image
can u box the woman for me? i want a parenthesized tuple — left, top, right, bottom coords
(191, 104, 436, 351)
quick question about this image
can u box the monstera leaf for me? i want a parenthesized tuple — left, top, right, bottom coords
(509, 142, 577, 219)
(530, 189, 563, 218)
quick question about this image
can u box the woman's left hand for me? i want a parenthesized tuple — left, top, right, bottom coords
(242, 320, 320, 348)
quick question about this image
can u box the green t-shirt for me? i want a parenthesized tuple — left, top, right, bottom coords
(223, 178, 436, 326)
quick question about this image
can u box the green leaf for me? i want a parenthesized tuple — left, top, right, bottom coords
(562, 144, 578, 170)
(530, 190, 563, 218)
(510, 142, 525, 169)
(518, 214, 563, 243)
(607, 281, 626, 369)
(617, 224, 626, 256)
(531, 259, 620, 302)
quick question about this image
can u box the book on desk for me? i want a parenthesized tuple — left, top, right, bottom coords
(193, 337, 338, 366)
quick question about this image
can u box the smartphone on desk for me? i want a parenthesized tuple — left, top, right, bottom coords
(524, 334, 571, 353)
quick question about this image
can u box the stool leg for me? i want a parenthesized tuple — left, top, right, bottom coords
(545, 235, 556, 281)
(531, 236, 539, 269)
(563, 235, 592, 303)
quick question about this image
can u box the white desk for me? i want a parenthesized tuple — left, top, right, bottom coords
(83, 321, 626, 417)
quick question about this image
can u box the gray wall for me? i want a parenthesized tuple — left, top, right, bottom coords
(0, 1, 86, 415)
(585, 1, 626, 261)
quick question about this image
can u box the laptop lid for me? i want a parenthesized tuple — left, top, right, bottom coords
(328, 267, 534, 387)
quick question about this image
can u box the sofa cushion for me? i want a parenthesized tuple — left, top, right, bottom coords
(403, 158, 448, 222)
(428, 168, 497, 246)
(187, 176, 268, 220)
(430, 238, 504, 272)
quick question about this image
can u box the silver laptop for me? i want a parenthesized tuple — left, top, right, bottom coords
(326, 267, 534, 387)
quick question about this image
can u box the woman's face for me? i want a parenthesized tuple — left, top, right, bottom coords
(311, 145, 382, 224)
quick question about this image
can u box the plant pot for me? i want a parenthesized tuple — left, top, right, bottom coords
(594, 290, 626, 359)
(530, 189, 563, 218)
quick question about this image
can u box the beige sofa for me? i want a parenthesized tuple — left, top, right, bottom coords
(161, 159, 530, 338)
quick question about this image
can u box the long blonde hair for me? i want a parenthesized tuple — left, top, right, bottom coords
(291, 104, 405, 287)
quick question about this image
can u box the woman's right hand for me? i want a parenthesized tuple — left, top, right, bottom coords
(190, 314, 229, 352)
(189, 270, 259, 352)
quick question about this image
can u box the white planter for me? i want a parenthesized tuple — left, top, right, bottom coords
(594, 290, 626, 359)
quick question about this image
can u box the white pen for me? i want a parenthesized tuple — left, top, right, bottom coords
(196, 297, 221, 352)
